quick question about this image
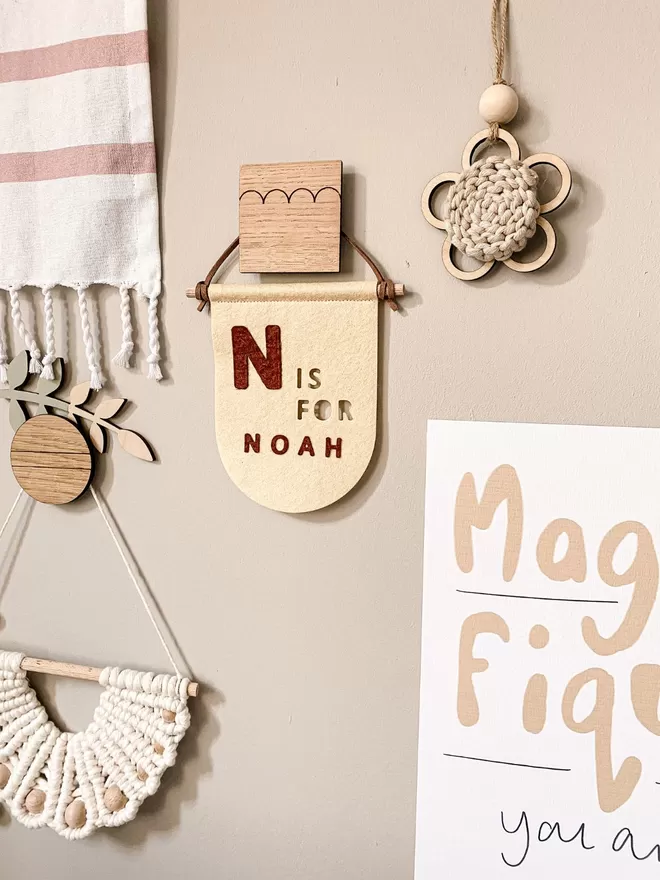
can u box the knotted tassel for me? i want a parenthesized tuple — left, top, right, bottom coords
(0, 294, 8, 386)
(76, 285, 103, 390)
(146, 294, 162, 381)
(9, 286, 41, 374)
(112, 284, 134, 369)
(40, 286, 56, 380)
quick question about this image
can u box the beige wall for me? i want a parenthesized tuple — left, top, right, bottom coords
(1, 0, 659, 876)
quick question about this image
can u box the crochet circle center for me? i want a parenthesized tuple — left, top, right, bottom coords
(446, 156, 540, 262)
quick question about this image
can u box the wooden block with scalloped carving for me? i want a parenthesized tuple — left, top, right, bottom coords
(239, 160, 342, 273)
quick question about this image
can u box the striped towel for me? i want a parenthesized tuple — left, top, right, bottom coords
(0, 0, 162, 387)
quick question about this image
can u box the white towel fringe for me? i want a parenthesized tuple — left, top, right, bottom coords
(40, 286, 56, 380)
(76, 285, 103, 390)
(112, 284, 134, 369)
(0, 293, 8, 386)
(1, 283, 163, 385)
(8, 286, 41, 374)
(146, 294, 162, 381)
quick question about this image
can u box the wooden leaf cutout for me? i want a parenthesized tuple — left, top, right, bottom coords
(89, 423, 106, 454)
(118, 430, 153, 462)
(95, 398, 126, 420)
(36, 358, 63, 400)
(70, 382, 91, 406)
(7, 351, 28, 390)
(9, 399, 26, 431)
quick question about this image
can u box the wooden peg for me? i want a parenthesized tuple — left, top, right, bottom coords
(186, 283, 405, 300)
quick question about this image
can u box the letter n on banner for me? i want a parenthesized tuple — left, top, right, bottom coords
(232, 325, 282, 390)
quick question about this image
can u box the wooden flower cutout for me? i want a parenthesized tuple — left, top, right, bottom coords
(422, 129, 571, 281)
(0, 351, 153, 504)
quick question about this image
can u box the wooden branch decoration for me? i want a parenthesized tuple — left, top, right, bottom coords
(0, 351, 154, 504)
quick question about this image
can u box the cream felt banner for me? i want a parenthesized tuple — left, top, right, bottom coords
(416, 419, 660, 878)
(210, 282, 378, 513)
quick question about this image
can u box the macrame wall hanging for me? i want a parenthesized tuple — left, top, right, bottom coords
(0, 470, 199, 840)
(0, 0, 163, 388)
(421, 0, 572, 281)
(188, 161, 405, 514)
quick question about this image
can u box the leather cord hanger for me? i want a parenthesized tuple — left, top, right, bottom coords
(193, 232, 400, 312)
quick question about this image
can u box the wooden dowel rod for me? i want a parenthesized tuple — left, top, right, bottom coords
(20, 657, 199, 698)
(186, 283, 405, 298)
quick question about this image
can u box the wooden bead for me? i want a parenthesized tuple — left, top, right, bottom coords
(162, 709, 176, 723)
(65, 799, 87, 829)
(137, 767, 148, 783)
(25, 789, 46, 814)
(104, 785, 127, 813)
(153, 742, 165, 756)
(479, 84, 519, 125)
(0, 764, 10, 789)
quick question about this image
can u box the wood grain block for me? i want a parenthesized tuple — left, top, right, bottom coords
(10, 414, 92, 504)
(239, 160, 342, 273)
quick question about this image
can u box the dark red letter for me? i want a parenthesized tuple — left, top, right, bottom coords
(232, 325, 282, 390)
(271, 435, 290, 455)
(325, 438, 342, 458)
(298, 436, 315, 456)
(244, 433, 261, 453)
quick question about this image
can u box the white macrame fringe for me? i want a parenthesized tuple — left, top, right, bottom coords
(0, 292, 9, 386)
(112, 284, 134, 369)
(0, 284, 163, 383)
(40, 286, 56, 381)
(9, 286, 41, 374)
(146, 294, 162, 381)
(76, 285, 103, 390)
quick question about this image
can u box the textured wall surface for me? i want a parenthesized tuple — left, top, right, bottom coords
(1, 0, 659, 876)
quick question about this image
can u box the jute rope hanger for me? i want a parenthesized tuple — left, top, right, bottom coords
(489, 0, 510, 142)
(0, 489, 199, 698)
(187, 232, 404, 311)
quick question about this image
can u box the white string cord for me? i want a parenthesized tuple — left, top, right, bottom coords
(9, 287, 41, 374)
(89, 486, 182, 678)
(112, 285, 134, 369)
(0, 490, 24, 542)
(40, 286, 56, 381)
(0, 292, 9, 385)
(0, 488, 183, 681)
(76, 285, 103, 390)
(146, 295, 162, 381)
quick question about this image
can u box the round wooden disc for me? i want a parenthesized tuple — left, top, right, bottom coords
(10, 414, 93, 505)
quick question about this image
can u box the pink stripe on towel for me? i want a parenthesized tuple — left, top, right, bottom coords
(0, 31, 149, 84)
(0, 143, 156, 183)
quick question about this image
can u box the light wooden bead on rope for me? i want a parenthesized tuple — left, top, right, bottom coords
(20, 656, 200, 697)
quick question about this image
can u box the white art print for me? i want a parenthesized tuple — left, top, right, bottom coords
(416, 420, 660, 878)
